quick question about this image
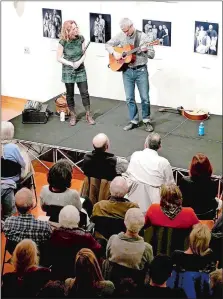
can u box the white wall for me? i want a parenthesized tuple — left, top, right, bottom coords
(2, 1, 222, 115)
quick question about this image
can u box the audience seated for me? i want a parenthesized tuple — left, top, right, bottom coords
(145, 183, 199, 229)
(143, 254, 186, 298)
(36, 280, 65, 298)
(168, 223, 217, 298)
(92, 176, 139, 219)
(114, 278, 138, 298)
(40, 159, 82, 212)
(123, 133, 175, 213)
(210, 213, 223, 268)
(3, 188, 52, 254)
(1, 239, 51, 298)
(209, 269, 223, 298)
(1, 179, 17, 220)
(106, 208, 153, 271)
(179, 153, 220, 219)
(82, 133, 128, 181)
(1, 121, 32, 182)
(65, 248, 115, 298)
(48, 205, 102, 280)
(2, 129, 222, 298)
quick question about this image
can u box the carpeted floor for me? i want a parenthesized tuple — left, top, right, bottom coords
(11, 95, 222, 175)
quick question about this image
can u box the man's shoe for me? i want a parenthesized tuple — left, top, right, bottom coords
(144, 122, 154, 132)
(123, 123, 138, 131)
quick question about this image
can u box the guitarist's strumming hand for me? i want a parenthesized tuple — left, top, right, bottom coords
(112, 51, 122, 61)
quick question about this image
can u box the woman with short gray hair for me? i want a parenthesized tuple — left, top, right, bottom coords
(49, 205, 102, 280)
(59, 205, 80, 228)
(106, 208, 153, 270)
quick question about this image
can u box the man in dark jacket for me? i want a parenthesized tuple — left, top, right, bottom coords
(82, 133, 128, 181)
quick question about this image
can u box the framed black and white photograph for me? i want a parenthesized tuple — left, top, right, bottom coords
(42, 8, 62, 39)
(194, 21, 219, 55)
(90, 13, 111, 43)
(142, 19, 172, 47)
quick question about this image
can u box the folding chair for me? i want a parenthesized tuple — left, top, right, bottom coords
(1, 158, 38, 209)
(1, 236, 17, 277)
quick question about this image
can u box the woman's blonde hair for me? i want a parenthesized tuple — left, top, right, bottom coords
(210, 269, 223, 289)
(12, 239, 39, 275)
(189, 223, 211, 256)
(60, 20, 78, 41)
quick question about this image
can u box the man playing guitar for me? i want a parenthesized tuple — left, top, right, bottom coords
(105, 18, 155, 132)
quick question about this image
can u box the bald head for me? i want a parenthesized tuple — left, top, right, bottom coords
(15, 188, 33, 214)
(145, 133, 161, 151)
(110, 176, 129, 198)
(92, 133, 109, 152)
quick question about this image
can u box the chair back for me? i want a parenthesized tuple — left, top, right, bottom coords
(80, 176, 111, 205)
(102, 259, 146, 288)
(44, 204, 87, 228)
(167, 269, 211, 299)
(1, 158, 21, 178)
(196, 209, 217, 221)
(44, 205, 63, 222)
(91, 216, 126, 240)
(144, 225, 191, 256)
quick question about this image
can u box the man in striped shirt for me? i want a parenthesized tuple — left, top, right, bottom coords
(106, 18, 155, 132)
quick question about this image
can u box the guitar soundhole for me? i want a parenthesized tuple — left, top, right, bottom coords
(122, 52, 127, 58)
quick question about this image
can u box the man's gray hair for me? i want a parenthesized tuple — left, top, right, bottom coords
(145, 133, 161, 151)
(119, 18, 133, 30)
(110, 176, 129, 198)
(15, 187, 33, 213)
(1, 121, 15, 143)
(124, 208, 144, 233)
(59, 205, 80, 229)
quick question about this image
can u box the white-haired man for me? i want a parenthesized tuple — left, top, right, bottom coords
(106, 208, 153, 270)
(92, 176, 139, 219)
(106, 18, 155, 132)
(82, 133, 128, 181)
(123, 133, 175, 213)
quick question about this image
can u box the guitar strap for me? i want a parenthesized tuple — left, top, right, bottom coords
(134, 30, 142, 50)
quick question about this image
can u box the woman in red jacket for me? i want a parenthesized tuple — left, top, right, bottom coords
(145, 183, 199, 229)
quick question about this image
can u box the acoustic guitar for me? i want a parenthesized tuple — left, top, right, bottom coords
(109, 39, 159, 72)
(159, 106, 210, 121)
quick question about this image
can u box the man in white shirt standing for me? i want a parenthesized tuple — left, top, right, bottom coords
(123, 133, 175, 213)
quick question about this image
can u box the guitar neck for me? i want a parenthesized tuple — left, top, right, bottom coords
(127, 45, 142, 55)
(126, 41, 156, 56)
